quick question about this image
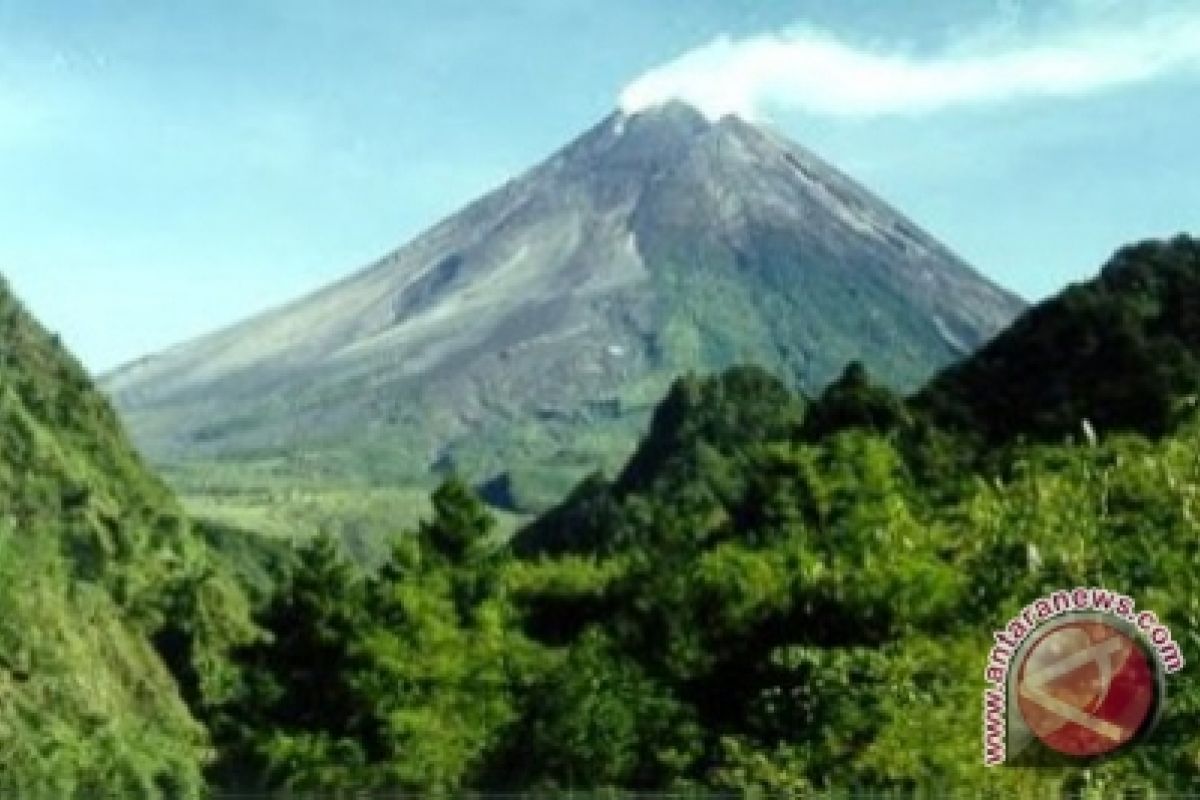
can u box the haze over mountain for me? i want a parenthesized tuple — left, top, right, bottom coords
(104, 102, 1024, 504)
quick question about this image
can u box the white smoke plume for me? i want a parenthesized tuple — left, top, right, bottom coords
(620, 8, 1200, 121)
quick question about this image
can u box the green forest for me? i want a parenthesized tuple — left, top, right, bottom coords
(3, 235, 1200, 796)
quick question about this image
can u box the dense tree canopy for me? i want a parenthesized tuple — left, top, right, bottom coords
(204, 237, 1200, 795)
(919, 235, 1200, 444)
(5, 236, 1200, 796)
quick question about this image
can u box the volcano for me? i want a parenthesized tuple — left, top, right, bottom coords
(104, 102, 1024, 504)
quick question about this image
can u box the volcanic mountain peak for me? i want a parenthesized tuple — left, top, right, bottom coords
(109, 105, 695, 390)
(105, 106, 1024, 503)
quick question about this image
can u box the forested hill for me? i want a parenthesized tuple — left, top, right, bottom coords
(918, 235, 1200, 443)
(198, 236, 1200, 796)
(517, 235, 1200, 557)
(0, 280, 254, 795)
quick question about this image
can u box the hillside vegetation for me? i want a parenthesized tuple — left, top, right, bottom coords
(3, 236, 1198, 796)
(920, 236, 1200, 442)
(0, 281, 255, 795)
(191, 236, 1200, 795)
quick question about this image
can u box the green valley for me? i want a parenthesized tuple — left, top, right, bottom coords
(5, 236, 1198, 796)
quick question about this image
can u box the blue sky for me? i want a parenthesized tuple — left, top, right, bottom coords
(1, 0, 1197, 371)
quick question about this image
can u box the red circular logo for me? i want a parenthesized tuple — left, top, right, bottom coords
(1016, 619, 1158, 757)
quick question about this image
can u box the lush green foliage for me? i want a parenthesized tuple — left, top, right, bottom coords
(6, 236, 1200, 796)
(195, 237, 1200, 795)
(920, 235, 1200, 444)
(0, 282, 255, 797)
(202, 371, 1200, 795)
(207, 479, 547, 793)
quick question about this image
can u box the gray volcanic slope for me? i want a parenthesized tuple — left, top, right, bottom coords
(104, 102, 1025, 498)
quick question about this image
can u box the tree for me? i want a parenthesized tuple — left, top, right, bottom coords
(418, 477, 494, 566)
(211, 534, 372, 791)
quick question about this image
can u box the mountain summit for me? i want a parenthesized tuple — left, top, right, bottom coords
(104, 102, 1024, 503)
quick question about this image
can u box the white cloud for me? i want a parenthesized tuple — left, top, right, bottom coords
(619, 8, 1200, 121)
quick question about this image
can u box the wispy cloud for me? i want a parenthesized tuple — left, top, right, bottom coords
(620, 6, 1200, 121)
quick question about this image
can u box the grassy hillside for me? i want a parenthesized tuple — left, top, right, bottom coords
(0, 280, 254, 796)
